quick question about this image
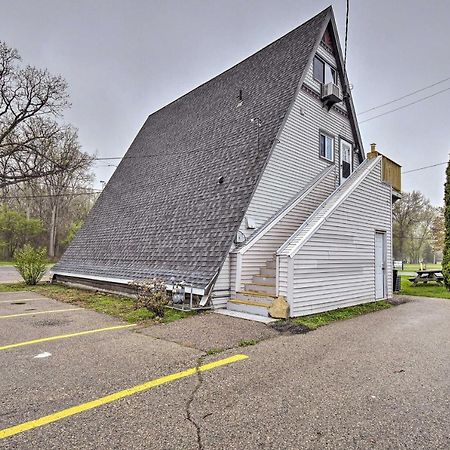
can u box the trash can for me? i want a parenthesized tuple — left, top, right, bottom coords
(393, 269, 400, 293)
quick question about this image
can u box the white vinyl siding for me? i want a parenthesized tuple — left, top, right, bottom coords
(240, 44, 357, 240)
(279, 158, 392, 317)
(238, 167, 336, 289)
(211, 255, 230, 308)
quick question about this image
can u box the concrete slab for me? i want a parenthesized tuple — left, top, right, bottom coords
(140, 311, 279, 351)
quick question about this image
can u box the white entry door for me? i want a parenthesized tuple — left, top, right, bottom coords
(375, 232, 386, 299)
(340, 139, 353, 184)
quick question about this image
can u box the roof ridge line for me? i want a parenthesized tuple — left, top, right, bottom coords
(142, 7, 333, 123)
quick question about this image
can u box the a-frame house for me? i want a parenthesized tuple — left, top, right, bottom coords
(53, 7, 401, 320)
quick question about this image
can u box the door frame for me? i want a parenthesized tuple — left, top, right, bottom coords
(339, 137, 353, 184)
(374, 231, 387, 299)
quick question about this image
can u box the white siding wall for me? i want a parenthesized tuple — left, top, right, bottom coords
(240, 44, 358, 240)
(215, 41, 364, 307)
(211, 255, 230, 308)
(239, 168, 336, 288)
(282, 160, 393, 317)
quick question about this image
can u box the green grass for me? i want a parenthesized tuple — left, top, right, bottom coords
(291, 300, 392, 330)
(399, 275, 450, 299)
(0, 282, 195, 324)
(206, 348, 224, 355)
(401, 263, 442, 272)
(0, 261, 54, 267)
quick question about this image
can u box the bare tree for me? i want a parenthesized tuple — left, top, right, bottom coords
(30, 127, 94, 257)
(0, 41, 73, 187)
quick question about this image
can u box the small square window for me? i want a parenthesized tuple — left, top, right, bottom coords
(319, 133, 334, 161)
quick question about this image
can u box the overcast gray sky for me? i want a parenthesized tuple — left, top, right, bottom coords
(2, 0, 449, 205)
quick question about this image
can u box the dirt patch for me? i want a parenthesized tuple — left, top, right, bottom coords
(270, 321, 311, 334)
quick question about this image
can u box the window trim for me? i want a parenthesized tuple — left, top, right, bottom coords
(319, 129, 335, 163)
(313, 55, 337, 85)
(339, 136, 354, 182)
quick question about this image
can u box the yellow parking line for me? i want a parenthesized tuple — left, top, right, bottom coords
(0, 308, 81, 319)
(0, 298, 46, 304)
(0, 354, 249, 439)
(0, 324, 136, 351)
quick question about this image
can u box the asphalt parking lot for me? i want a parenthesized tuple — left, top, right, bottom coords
(0, 291, 449, 449)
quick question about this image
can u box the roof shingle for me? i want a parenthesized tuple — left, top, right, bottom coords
(54, 8, 331, 288)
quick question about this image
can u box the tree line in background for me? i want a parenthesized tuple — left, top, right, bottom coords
(0, 41, 96, 260)
(393, 191, 444, 264)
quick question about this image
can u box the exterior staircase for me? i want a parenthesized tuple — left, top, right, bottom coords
(226, 258, 277, 319)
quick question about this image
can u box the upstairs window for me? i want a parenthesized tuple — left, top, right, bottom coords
(319, 132, 334, 162)
(313, 56, 337, 84)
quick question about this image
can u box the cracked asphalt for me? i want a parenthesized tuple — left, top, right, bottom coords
(0, 291, 449, 449)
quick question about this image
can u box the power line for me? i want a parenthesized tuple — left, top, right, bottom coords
(2, 190, 102, 200)
(92, 139, 252, 162)
(344, 0, 349, 68)
(358, 76, 450, 115)
(359, 86, 450, 124)
(402, 161, 448, 175)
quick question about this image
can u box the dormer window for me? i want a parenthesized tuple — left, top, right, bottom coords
(313, 56, 337, 84)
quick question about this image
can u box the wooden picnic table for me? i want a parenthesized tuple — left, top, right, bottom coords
(409, 269, 444, 286)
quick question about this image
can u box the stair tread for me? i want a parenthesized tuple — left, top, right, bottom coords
(237, 290, 278, 298)
(229, 299, 272, 308)
(245, 282, 276, 287)
(215, 309, 277, 324)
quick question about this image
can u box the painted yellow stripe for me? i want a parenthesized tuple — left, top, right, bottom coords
(0, 308, 81, 319)
(0, 354, 248, 439)
(0, 324, 136, 351)
(0, 298, 46, 304)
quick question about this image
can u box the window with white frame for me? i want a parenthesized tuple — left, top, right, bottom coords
(319, 132, 334, 161)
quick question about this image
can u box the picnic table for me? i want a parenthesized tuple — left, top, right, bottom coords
(409, 269, 444, 286)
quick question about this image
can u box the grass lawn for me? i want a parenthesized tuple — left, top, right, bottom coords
(0, 282, 195, 324)
(399, 275, 450, 299)
(401, 263, 442, 272)
(291, 300, 392, 330)
(0, 261, 55, 268)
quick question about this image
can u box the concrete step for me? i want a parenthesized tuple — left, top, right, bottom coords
(260, 268, 276, 277)
(244, 283, 276, 295)
(227, 299, 271, 317)
(253, 275, 276, 285)
(236, 291, 275, 304)
(214, 309, 277, 324)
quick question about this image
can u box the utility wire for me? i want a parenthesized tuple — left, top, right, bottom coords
(359, 86, 450, 124)
(344, 0, 349, 68)
(402, 161, 448, 175)
(358, 76, 450, 115)
(2, 191, 102, 200)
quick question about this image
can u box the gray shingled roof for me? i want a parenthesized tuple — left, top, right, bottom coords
(54, 7, 331, 289)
